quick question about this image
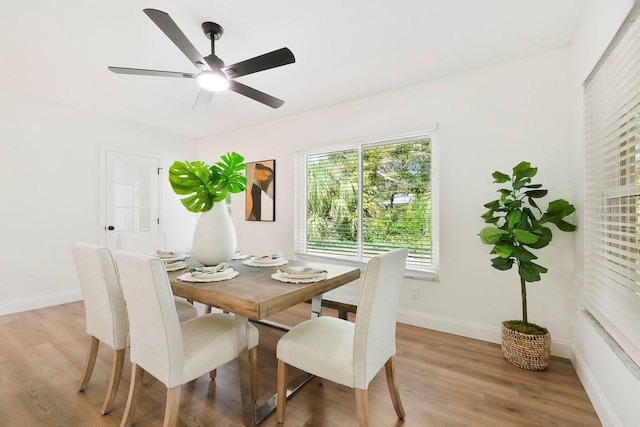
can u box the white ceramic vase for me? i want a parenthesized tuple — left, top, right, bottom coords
(192, 202, 237, 266)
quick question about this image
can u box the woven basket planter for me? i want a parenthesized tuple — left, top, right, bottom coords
(501, 322, 551, 370)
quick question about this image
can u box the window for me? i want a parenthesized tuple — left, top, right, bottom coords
(295, 133, 438, 279)
(584, 6, 640, 366)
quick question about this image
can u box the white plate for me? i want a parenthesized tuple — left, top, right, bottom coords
(177, 269, 239, 283)
(165, 261, 188, 272)
(271, 272, 327, 284)
(242, 257, 289, 267)
(277, 267, 328, 279)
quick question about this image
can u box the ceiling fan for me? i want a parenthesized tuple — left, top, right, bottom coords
(108, 9, 295, 110)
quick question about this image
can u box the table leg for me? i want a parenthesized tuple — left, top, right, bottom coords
(237, 294, 324, 426)
(310, 294, 322, 318)
(235, 314, 257, 427)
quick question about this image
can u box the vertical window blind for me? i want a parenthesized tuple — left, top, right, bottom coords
(294, 134, 438, 278)
(584, 7, 640, 366)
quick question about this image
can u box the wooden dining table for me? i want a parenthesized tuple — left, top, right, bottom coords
(167, 257, 361, 427)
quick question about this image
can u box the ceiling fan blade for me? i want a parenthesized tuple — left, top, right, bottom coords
(143, 9, 209, 70)
(108, 66, 196, 79)
(229, 81, 284, 108)
(222, 48, 295, 78)
(193, 89, 214, 111)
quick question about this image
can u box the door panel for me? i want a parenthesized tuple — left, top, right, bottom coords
(104, 150, 160, 250)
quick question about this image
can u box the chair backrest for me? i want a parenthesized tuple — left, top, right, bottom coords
(116, 231, 166, 254)
(353, 248, 408, 389)
(114, 250, 183, 387)
(71, 243, 128, 350)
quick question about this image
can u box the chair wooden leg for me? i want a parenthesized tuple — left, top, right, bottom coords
(276, 360, 287, 423)
(101, 348, 126, 415)
(120, 364, 144, 427)
(78, 335, 99, 392)
(163, 386, 182, 427)
(384, 357, 405, 419)
(354, 388, 370, 427)
(249, 346, 259, 401)
(209, 369, 217, 380)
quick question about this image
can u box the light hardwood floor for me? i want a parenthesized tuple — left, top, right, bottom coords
(0, 301, 601, 427)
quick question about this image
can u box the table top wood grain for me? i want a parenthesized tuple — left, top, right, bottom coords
(168, 258, 361, 320)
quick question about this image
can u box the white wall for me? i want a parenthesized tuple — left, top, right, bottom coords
(570, 1, 640, 426)
(197, 46, 577, 356)
(0, 92, 196, 315)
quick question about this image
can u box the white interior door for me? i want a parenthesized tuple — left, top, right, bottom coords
(104, 150, 160, 250)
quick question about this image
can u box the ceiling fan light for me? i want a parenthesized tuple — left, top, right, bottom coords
(197, 71, 229, 91)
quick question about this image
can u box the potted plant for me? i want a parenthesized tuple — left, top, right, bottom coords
(169, 152, 246, 265)
(479, 161, 576, 370)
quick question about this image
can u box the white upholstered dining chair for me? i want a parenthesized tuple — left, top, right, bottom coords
(71, 243, 199, 415)
(276, 248, 409, 426)
(116, 231, 216, 313)
(114, 250, 259, 427)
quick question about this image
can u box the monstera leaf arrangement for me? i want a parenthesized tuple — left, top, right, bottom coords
(479, 161, 576, 334)
(169, 152, 247, 212)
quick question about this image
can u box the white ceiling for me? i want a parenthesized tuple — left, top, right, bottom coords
(0, 0, 589, 139)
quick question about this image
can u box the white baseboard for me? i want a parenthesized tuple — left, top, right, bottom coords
(397, 309, 573, 358)
(0, 290, 83, 316)
(572, 346, 620, 427)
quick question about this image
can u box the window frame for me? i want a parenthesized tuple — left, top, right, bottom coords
(294, 131, 439, 281)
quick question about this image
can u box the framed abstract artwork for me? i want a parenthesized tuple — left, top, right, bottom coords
(245, 159, 276, 221)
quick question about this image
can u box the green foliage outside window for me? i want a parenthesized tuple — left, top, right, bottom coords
(306, 138, 432, 265)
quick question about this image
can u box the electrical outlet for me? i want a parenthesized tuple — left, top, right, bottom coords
(411, 287, 420, 300)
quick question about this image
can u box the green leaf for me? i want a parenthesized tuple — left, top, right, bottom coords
(525, 227, 552, 249)
(525, 189, 548, 199)
(513, 162, 538, 181)
(505, 200, 522, 210)
(484, 200, 500, 210)
(528, 197, 540, 211)
(212, 152, 248, 194)
(491, 256, 514, 271)
(506, 210, 522, 229)
(513, 179, 531, 190)
(514, 246, 537, 262)
(556, 219, 577, 232)
(523, 184, 543, 189)
(540, 199, 576, 225)
(481, 210, 497, 223)
(518, 260, 548, 282)
(513, 229, 539, 244)
(480, 227, 509, 244)
(492, 171, 511, 183)
(493, 245, 514, 258)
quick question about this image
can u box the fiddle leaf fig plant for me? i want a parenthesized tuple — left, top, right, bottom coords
(168, 151, 247, 213)
(479, 161, 576, 330)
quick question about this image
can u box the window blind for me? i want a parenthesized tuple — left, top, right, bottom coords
(294, 133, 437, 278)
(584, 7, 640, 366)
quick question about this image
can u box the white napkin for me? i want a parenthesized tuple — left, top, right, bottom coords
(191, 263, 231, 278)
(155, 250, 175, 259)
(278, 266, 327, 277)
(164, 260, 184, 269)
(231, 251, 250, 260)
(255, 252, 285, 261)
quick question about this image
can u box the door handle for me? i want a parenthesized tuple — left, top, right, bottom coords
(107, 225, 115, 231)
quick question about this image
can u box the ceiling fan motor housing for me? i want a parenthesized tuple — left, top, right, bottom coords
(202, 22, 223, 40)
